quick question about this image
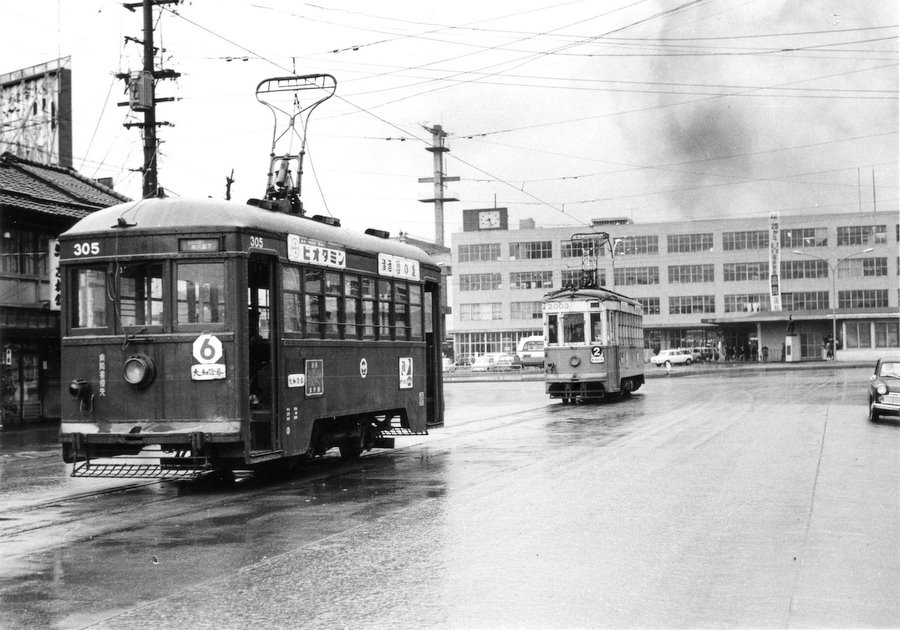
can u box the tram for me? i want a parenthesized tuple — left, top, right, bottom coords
(58, 198, 444, 476)
(543, 286, 644, 404)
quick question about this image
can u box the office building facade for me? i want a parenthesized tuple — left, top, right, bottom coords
(448, 208, 899, 363)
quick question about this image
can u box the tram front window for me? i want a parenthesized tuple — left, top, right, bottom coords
(562, 313, 585, 344)
(120, 263, 163, 327)
(176, 263, 226, 325)
(73, 268, 108, 328)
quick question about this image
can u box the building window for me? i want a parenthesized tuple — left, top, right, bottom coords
(838, 289, 889, 309)
(838, 257, 888, 278)
(560, 237, 603, 258)
(458, 243, 501, 263)
(669, 295, 715, 314)
(722, 230, 767, 251)
(0, 228, 50, 306)
(459, 303, 502, 321)
(561, 268, 605, 288)
(509, 241, 552, 260)
(510, 271, 553, 290)
(845, 322, 872, 349)
(783, 291, 829, 311)
(724, 293, 771, 313)
(781, 227, 827, 248)
(614, 266, 659, 286)
(875, 320, 899, 347)
(668, 264, 714, 284)
(459, 273, 501, 291)
(837, 225, 887, 246)
(637, 297, 660, 315)
(781, 259, 828, 279)
(510, 301, 543, 320)
(723, 262, 768, 282)
(667, 233, 713, 254)
(615, 235, 658, 256)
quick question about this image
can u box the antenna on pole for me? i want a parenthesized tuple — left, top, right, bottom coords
(253, 74, 336, 215)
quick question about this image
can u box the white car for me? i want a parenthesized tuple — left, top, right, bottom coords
(650, 349, 694, 367)
(470, 354, 501, 372)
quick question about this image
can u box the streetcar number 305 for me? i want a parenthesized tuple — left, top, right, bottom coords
(73, 242, 101, 256)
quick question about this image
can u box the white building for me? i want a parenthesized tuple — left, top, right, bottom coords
(447, 208, 899, 363)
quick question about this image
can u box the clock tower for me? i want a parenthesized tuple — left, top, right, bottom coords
(463, 207, 509, 232)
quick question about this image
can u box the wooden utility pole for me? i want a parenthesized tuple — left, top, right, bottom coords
(118, 0, 180, 198)
(418, 125, 459, 247)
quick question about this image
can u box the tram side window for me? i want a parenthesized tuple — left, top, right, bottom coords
(176, 263, 226, 326)
(563, 313, 585, 344)
(324, 271, 342, 338)
(344, 275, 361, 339)
(304, 268, 324, 337)
(378, 279, 393, 340)
(282, 266, 302, 333)
(394, 282, 410, 340)
(120, 263, 163, 327)
(409, 284, 423, 340)
(361, 277, 376, 339)
(72, 268, 108, 329)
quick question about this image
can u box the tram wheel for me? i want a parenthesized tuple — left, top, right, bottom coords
(339, 439, 363, 460)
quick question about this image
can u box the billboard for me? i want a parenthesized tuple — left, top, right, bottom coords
(0, 57, 72, 167)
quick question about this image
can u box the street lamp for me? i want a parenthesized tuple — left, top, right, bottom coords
(791, 247, 874, 359)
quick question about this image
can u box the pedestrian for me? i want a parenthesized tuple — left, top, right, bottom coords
(762, 345, 769, 362)
(665, 361, 671, 377)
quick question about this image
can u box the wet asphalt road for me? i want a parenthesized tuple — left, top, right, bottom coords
(0, 365, 898, 629)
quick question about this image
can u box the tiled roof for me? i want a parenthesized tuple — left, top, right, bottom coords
(0, 152, 130, 218)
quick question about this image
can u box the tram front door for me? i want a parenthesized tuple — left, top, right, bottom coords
(248, 256, 278, 452)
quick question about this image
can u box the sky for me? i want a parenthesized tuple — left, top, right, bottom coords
(2, 1, 897, 243)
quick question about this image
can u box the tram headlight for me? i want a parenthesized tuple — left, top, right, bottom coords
(123, 353, 155, 389)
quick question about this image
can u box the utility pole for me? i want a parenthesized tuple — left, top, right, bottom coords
(418, 124, 459, 247)
(118, 0, 180, 198)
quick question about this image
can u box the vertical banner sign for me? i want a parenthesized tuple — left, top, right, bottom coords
(48, 239, 60, 311)
(768, 212, 782, 311)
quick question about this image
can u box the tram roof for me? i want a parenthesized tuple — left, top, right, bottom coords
(544, 286, 642, 307)
(62, 197, 436, 264)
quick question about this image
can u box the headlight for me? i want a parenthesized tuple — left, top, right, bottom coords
(123, 353, 155, 389)
(876, 382, 888, 395)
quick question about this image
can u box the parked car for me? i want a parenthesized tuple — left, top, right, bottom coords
(496, 353, 523, 370)
(454, 355, 475, 369)
(650, 349, 694, 367)
(868, 357, 900, 421)
(470, 354, 501, 372)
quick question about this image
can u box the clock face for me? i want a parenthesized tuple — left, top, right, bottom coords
(479, 210, 500, 229)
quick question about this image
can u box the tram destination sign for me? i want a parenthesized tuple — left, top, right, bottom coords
(378, 253, 420, 281)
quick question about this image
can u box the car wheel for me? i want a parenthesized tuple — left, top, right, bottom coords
(685, 358, 692, 365)
(868, 400, 880, 422)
